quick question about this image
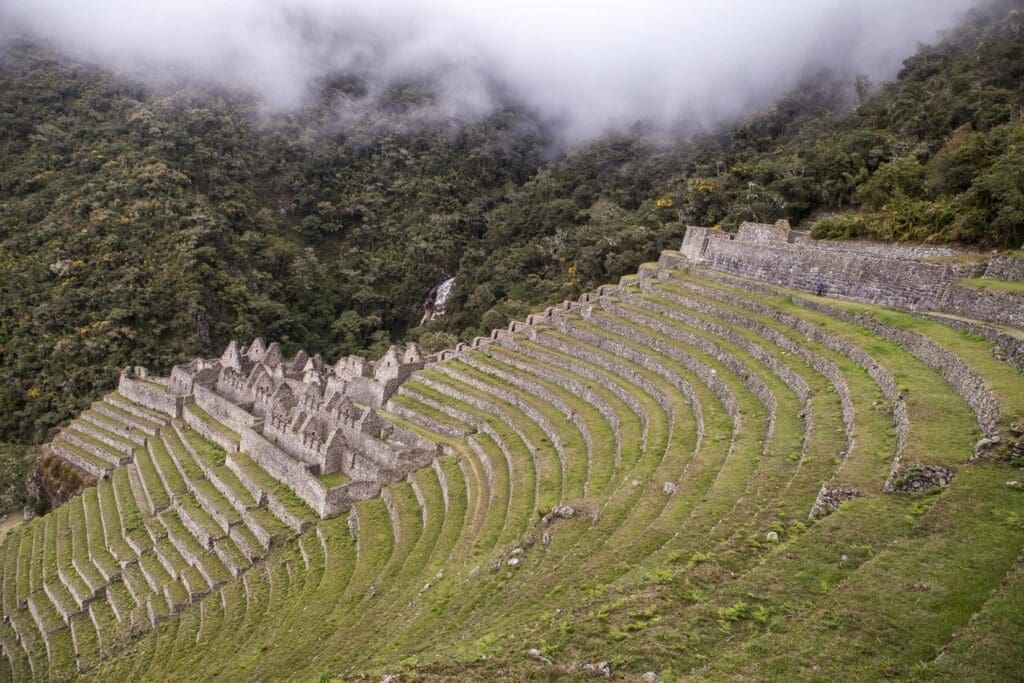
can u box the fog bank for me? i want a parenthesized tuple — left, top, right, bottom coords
(0, 0, 988, 140)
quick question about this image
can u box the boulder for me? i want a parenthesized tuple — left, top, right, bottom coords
(582, 661, 612, 677)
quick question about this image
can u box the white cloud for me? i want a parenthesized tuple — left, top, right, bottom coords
(0, 0, 987, 140)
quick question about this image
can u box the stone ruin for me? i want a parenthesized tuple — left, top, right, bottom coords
(51, 220, 1024, 521)
(117, 340, 438, 517)
(677, 220, 1023, 328)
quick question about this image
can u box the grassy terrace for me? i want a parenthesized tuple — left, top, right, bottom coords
(392, 381, 535, 549)
(190, 478, 242, 526)
(489, 328, 672, 546)
(176, 493, 226, 542)
(149, 436, 188, 497)
(184, 404, 240, 445)
(229, 452, 315, 526)
(16, 390, 327, 676)
(136, 378, 170, 393)
(175, 420, 226, 467)
(103, 394, 165, 431)
(648, 279, 890, 515)
(68, 496, 109, 589)
(132, 444, 171, 511)
(84, 407, 141, 439)
(113, 466, 152, 557)
(159, 510, 230, 587)
(75, 417, 136, 452)
(419, 364, 565, 513)
(634, 286, 846, 505)
(162, 427, 204, 481)
(53, 438, 112, 473)
(695, 273, 979, 466)
(381, 412, 495, 555)
(436, 306, 734, 643)
(958, 276, 1024, 294)
(12, 264, 1024, 680)
(315, 471, 349, 488)
(65, 426, 126, 465)
(613, 290, 817, 565)
(594, 298, 774, 533)
(388, 392, 476, 438)
(449, 355, 598, 500)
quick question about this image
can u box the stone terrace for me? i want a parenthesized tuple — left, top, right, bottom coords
(6, 226, 1023, 680)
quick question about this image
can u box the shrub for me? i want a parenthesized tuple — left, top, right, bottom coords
(811, 215, 870, 240)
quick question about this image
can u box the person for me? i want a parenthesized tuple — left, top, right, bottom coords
(816, 282, 826, 296)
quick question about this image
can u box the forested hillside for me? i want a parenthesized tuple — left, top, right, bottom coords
(0, 0, 1022, 478)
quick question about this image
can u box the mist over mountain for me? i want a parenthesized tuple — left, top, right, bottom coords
(0, 0, 989, 140)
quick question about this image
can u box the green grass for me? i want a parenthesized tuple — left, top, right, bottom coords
(149, 436, 188, 496)
(77, 415, 136, 450)
(105, 578, 136, 628)
(176, 421, 226, 467)
(421, 366, 565, 514)
(176, 493, 226, 542)
(162, 427, 204, 481)
(136, 379, 170, 393)
(184, 404, 240, 445)
(566, 309, 751, 578)
(315, 471, 349, 488)
(213, 538, 249, 574)
(88, 598, 120, 657)
(459, 352, 607, 498)
(15, 525, 32, 603)
(112, 467, 152, 553)
(191, 478, 242, 527)
(388, 392, 476, 437)
(392, 383, 535, 545)
(70, 610, 100, 663)
(958, 276, 1024, 294)
(616, 290, 815, 557)
(697, 465, 1024, 679)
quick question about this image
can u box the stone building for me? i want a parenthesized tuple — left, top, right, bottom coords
(145, 339, 439, 517)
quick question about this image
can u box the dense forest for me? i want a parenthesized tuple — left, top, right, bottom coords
(0, 1, 1022, 512)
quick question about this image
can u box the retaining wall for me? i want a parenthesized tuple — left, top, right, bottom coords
(237, 428, 374, 518)
(118, 376, 183, 418)
(985, 255, 1024, 282)
(682, 225, 981, 309)
(194, 385, 261, 433)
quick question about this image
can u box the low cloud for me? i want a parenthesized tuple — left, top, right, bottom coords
(0, 0, 988, 140)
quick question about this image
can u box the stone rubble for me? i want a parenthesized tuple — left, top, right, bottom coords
(808, 484, 863, 520)
(886, 464, 956, 494)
